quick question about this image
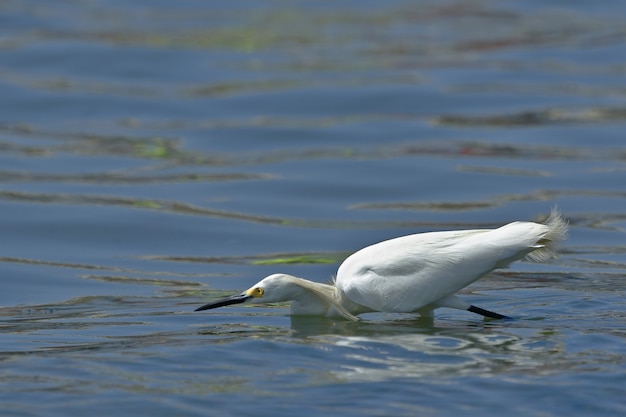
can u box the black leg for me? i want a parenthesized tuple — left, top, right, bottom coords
(468, 305, 512, 320)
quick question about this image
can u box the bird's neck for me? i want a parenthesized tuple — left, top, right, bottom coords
(284, 277, 361, 321)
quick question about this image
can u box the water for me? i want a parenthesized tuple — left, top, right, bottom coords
(1, 1, 626, 416)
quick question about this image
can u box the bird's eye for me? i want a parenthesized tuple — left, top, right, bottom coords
(248, 287, 264, 297)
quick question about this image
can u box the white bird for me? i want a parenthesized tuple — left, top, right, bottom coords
(195, 210, 567, 321)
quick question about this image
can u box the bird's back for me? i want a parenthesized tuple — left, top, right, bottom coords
(336, 213, 565, 313)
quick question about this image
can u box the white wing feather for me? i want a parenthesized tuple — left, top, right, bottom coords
(336, 218, 562, 313)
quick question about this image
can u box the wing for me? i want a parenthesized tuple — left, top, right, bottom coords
(336, 222, 551, 313)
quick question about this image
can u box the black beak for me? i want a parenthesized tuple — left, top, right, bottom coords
(194, 293, 252, 311)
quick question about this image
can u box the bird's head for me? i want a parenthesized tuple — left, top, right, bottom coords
(194, 274, 296, 311)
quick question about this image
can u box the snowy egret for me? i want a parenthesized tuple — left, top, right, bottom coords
(195, 210, 567, 320)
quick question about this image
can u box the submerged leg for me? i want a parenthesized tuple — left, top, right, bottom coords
(435, 295, 512, 320)
(417, 306, 435, 318)
(468, 305, 512, 320)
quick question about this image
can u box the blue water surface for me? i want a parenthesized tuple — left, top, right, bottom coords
(1, 1, 625, 416)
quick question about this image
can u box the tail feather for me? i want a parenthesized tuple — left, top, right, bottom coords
(523, 208, 568, 263)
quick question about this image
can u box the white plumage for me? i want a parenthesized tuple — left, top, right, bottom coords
(196, 209, 567, 321)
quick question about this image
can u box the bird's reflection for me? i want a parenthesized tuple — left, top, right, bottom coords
(287, 314, 465, 338)
(287, 314, 564, 381)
